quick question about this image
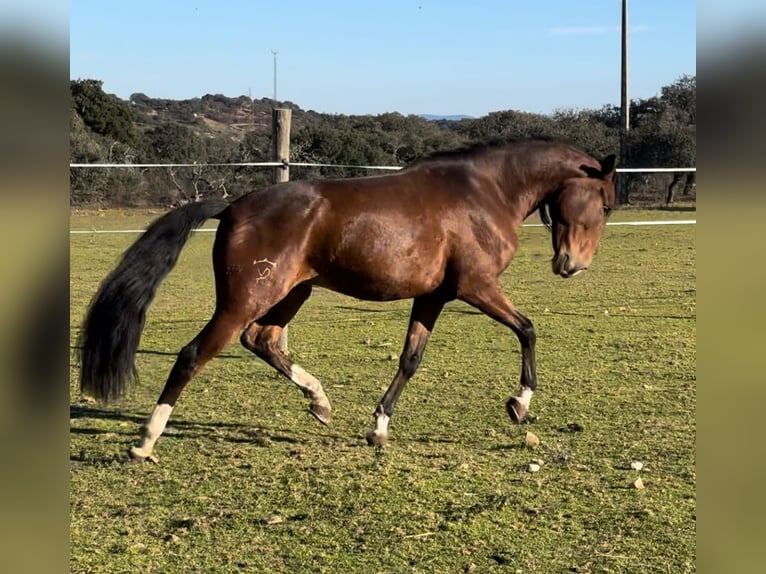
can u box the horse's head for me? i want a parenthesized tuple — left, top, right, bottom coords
(541, 154, 617, 278)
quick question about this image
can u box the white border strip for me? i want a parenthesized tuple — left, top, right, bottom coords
(70, 219, 696, 234)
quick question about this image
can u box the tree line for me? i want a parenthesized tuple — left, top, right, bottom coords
(70, 76, 695, 207)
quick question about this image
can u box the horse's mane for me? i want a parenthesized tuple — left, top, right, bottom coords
(407, 137, 586, 232)
(406, 137, 561, 168)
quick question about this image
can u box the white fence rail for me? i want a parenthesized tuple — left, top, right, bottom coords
(70, 162, 695, 174)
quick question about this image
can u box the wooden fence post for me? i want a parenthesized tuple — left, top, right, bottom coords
(272, 108, 292, 353)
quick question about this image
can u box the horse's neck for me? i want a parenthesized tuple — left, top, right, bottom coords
(497, 152, 586, 223)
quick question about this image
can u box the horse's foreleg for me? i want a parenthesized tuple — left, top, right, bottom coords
(240, 283, 332, 424)
(366, 292, 446, 447)
(458, 284, 537, 424)
(129, 310, 243, 461)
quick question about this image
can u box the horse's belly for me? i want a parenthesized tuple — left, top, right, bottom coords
(313, 258, 445, 301)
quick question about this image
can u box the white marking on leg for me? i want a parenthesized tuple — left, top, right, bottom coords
(290, 364, 319, 389)
(290, 364, 326, 399)
(130, 403, 173, 459)
(516, 387, 534, 409)
(374, 413, 390, 435)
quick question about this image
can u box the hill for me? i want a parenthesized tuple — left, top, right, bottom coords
(420, 114, 474, 121)
(128, 92, 318, 140)
(70, 77, 695, 207)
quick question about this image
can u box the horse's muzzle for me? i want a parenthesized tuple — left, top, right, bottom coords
(552, 253, 588, 278)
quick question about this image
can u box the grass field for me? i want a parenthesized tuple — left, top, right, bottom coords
(70, 207, 696, 573)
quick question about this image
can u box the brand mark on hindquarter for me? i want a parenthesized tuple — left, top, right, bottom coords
(253, 258, 277, 282)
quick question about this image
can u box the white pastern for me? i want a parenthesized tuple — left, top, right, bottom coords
(516, 387, 534, 409)
(290, 364, 320, 388)
(131, 403, 173, 458)
(290, 364, 327, 399)
(374, 413, 390, 435)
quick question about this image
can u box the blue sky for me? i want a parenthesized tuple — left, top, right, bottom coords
(70, 1, 696, 117)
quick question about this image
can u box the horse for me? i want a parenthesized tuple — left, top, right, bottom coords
(78, 139, 617, 461)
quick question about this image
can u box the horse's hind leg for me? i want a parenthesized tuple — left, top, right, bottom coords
(129, 310, 243, 461)
(240, 283, 332, 424)
(366, 291, 447, 447)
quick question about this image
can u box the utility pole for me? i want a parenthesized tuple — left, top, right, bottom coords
(619, 0, 630, 204)
(271, 49, 278, 108)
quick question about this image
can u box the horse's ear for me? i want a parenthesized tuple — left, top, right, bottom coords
(579, 164, 602, 178)
(600, 154, 617, 179)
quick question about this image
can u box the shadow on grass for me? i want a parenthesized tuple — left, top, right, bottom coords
(334, 304, 484, 317)
(642, 204, 696, 213)
(134, 348, 244, 359)
(70, 405, 150, 425)
(68, 345, 243, 360)
(69, 404, 357, 463)
(333, 305, 403, 314)
(443, 307, 482, 316)
(544, 309, 693, 320)
(71, 404, 296, 435)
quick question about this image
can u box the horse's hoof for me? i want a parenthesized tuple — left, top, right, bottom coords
(365, 430, 388, 447)
(127, 447, 158, 463)
(127, 447, 146, 462)
(309, 402, 331, 425)
(506, 396, 529, 424)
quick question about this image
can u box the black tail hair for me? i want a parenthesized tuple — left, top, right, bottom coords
(78, 200, 229, 402)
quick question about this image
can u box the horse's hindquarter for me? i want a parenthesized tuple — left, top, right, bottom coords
(213, 184, 327, 302)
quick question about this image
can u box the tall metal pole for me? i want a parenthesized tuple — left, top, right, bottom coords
(271, 50, 278, 108)
(619, 0, 630, 204)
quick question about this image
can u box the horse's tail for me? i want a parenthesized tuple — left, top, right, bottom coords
(78, 199, 229, 402)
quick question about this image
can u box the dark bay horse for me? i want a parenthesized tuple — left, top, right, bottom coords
(79, 140, 617, 460)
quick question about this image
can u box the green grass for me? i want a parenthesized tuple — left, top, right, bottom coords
(70, 208, 696, 573)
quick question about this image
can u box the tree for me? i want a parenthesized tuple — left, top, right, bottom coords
(70, 76, 695, 207)
(625, 76, 695, 203)
(70, 79, 138, 145)
(551, 108, 618, 160)
(70, 107, 108, 203)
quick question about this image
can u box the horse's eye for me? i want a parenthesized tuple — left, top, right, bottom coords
(603, 204, 612, 215)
